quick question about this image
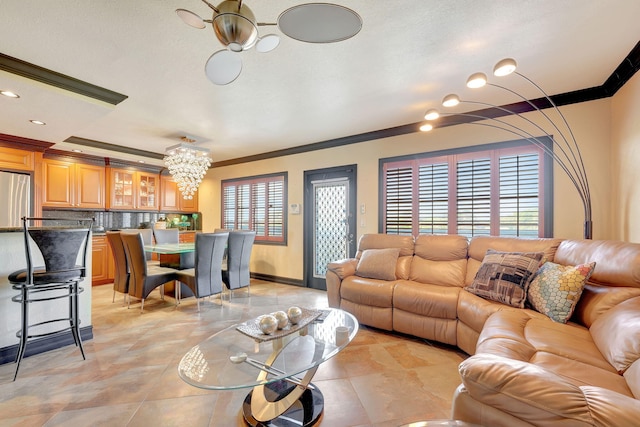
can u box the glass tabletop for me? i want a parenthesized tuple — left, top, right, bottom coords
(143, 242, 195, 254)
(178, 308, 358, 390)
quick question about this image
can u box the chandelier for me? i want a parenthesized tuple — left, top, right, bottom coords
(164, 138, 212, 199)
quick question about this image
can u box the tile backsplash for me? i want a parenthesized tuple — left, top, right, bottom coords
(42, 210, 202, 231)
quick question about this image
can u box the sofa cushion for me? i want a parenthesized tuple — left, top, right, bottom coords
(590, 296, 640, 374)
(527, 261, 596, 323)
(624, 359, 640, 399)
(355, 248, 399, 281)
(465, 250, 544, 308)
(409, 257, 467, 287)
(340, 276, 396, 308)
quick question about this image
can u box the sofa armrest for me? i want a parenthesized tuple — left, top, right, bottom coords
(326, 258, 357, 308)
(458, 354, 640, 426)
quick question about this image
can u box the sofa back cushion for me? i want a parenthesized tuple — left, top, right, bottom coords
(356, 234, 415, 280)
(556, 239, 640, 327)
(590, 296, 640, 374)
(410, 235, 468, 286)
(465, 236, 563, 286)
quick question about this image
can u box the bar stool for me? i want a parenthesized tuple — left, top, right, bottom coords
(8, 216, 93, 381)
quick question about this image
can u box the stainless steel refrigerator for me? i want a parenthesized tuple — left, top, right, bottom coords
(0, 171, 31, 227)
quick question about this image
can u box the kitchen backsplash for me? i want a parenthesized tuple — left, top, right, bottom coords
(42, 210, 202, 231)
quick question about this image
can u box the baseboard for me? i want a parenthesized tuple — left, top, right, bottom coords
(250, 272, 304, 287)
(0, 326, 93, 365)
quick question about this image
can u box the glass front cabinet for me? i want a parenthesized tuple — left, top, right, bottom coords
(108, 168, 159, 210)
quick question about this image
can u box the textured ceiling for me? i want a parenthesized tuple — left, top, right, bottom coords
(1, 0, 639, 166)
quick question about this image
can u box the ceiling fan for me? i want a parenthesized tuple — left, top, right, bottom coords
(176, 0, 362, 85)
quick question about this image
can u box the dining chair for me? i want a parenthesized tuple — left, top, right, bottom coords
(121, 228, 157, 264)
(176, 232, 229, 311)
(106, 231, 129, 305)
(120, 232, 179, 312)
(8, 216, 93, 380)
(222, 230, 256, 298)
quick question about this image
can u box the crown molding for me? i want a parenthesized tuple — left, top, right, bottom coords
(0, 53, 128, 105)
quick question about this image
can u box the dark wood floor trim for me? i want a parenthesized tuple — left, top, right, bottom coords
(0, 326, 93, 365)
(250, 272, 304, 287)
(0, 53, 128, 105)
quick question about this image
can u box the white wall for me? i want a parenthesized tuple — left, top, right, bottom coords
(611, 71, 640, 243)
(200, 97, 615, 282)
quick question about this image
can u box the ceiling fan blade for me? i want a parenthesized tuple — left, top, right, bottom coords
(176, 9, 207, 29)
(205, 50, 243, 85)
(256, 34, 280, 53)
(278, 3, 362, 43)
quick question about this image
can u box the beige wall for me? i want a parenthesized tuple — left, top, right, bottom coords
(200, 97, 617, 282)
(611, 71, 640, 243)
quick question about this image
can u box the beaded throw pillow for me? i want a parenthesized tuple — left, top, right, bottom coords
(465, 250, 544, 308)
(527, 261, 596, 323)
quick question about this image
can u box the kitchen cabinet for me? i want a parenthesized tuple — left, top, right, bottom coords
(179, 231, 196, 243)
(0, 146, 34, 172)
(42, 159, 105, 209)
(92, 235, 114, 286)
(108, 168, 159, 210)
(160, 175, 199, 212)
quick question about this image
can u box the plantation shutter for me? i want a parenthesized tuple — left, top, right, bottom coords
(385, 165, 414, 235)
(456, 158, 491, 237)
(418, 162, 449, 235)
(499, 153, 540, 237)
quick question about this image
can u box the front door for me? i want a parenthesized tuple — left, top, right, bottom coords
(303, 165, 357, 290)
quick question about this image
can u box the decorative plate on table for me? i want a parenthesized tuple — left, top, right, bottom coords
(236, 308, 322, 343)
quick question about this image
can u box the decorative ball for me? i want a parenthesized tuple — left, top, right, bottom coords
(259, 315, 278, 335)
(287, 306, 303, 324)
(273, 311, 289, 329)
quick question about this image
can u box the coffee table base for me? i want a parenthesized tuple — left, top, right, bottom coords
(242, 380, 324, 427)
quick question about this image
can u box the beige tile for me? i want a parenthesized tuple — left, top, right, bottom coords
(0, 282, 466, 427)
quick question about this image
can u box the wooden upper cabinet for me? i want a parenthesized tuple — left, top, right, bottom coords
(0, 146, 34, 172)
(42, 159, 105, 209)
(107, 168, 159, 210)
(160, 175, 199, 213)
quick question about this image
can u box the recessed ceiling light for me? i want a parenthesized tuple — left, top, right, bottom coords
(71, 149, 83, 153)
(138, 160, 146, 164)
(1, 90, 20, 98)
(30, 120, 46, 125)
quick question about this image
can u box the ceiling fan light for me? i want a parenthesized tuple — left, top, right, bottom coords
(466, 72, 487, 89)
(424, 109, 440, 121)
(212, 1, 258, 51)
(278, 3, 362, 43)
(494, 58, 517, 77)
(256, 34, 280, 53)
(176, 8, 206, 29)
(205, 50, 243, 85)
(442, 94, 460, 107)
(419, 123, 433, 132)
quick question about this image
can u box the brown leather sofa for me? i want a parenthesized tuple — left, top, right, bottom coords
(326, 234, 640, 426)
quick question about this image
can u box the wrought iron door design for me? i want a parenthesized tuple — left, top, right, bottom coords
(312, 179, 350, 278)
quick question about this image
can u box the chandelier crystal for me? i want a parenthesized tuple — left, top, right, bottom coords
(164, 141, 212, 200)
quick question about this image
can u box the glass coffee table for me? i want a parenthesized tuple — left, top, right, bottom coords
(178, 308, 358, 426)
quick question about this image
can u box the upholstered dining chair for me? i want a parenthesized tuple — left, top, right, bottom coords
(106, 231, 129, 304)
(222, 230, 256, 298)
(176, 232, 229, 311)
(120, 232, 178, 312)
(121, 228, 157, 264)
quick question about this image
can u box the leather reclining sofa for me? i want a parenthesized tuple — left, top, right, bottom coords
(326, 234, 640, 426)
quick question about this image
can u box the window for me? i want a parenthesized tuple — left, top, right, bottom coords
(380, 138, 552, 238)
(222, 173, 287, 244)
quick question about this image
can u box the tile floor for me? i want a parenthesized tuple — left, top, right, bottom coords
(0, 281, 467, 426)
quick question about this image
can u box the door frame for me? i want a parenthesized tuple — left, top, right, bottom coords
(303, 164, 357, 289)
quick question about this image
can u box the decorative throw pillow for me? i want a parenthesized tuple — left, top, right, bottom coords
(465, 250, 544, 308)
(527, 261, 596, 323)
(355, 248, 400, 281)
